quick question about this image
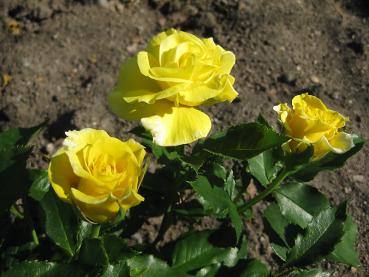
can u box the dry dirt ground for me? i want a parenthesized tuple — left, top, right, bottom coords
(1, 0, 368, 276)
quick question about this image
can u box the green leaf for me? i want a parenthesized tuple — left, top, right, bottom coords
(103, 235, 133, 263)
(171, 230, 239, 272)
(224, 170, 238, 201)
(0, 125, 43, 212)
(195, 263, 221, 277)
(247, 148, 283, 187)
(40, 190, 79, 256)
(240, 259, 269, 277)
(200, 122, 288, 160)
(76, 220, 93, 252)
(293, 135, 365, 181)
(189, 176, 242, 240)
(0, 124, 43, 149)
(79, 238, 109, 267)
(263, 203, 290, 261)
(2, 261, 85, 277)
(286, 202, 347, 266)
(274, 182, 330, 228)
(101, 260, 130, 277)
(28, 169, 50, 201)
(0, 147, 30, 212)
(288, 268, 330, 277)
(328, 216, 360, 267)
(127, 255, 189, 277)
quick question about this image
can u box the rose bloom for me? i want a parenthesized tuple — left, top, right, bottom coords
(48, 129, 146, 223)
(109, 29, 238, 146)
(274, 93, 354, 159)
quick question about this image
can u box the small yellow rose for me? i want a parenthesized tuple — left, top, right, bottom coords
(48, 128, 146, 223)
(273, 93, 354, 159)
(109, 29, 238, 146)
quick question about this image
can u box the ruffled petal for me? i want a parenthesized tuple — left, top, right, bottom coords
(48, 149, 78, 203)
(313, 132, 354, 159)
(329, 132, 354, 152)
(64, 129, 109, 152)
(141, 107, 211, 146)
(273, 103, 291, 123)
(71, 188, 119, 223)
(119, 189, 145, 211)
(126, 139, 146, 166)
(109, 88, 173, 120)
(110, 56, 161, 104)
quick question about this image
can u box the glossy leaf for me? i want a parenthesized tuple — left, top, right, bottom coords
(328, 216, 360, 267)
(189, 176, 242, 240)
(248, 148, 283, 187)
(127, 255, 188, 277)
(103, 235, 132, 263)
(263, 203, 290, 261)
(195, 263, 221, 277)
(286, 202, 347, 266)
(79, 238, 109, 267)
(75, 221, 93, 252)
(28, 169, 50, 201)
(274, 182, 330, 228)
(240, 259, 269, 277)
(0, 125, 43, 212)
(101, 260, 130, 277)
(40, 190, 79, 256)
(199, 122, 288, 160)
(0, 124, 43, 148)
(2, 261, 85, 277)
(171, 230, 239, 272)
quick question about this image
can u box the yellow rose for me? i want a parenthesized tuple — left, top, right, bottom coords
(109, 29, 238, 146)
(48, 128, 146, 223)
(273, 93, 354, 159)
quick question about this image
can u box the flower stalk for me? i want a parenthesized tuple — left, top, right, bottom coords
(238, 169, 290, 213)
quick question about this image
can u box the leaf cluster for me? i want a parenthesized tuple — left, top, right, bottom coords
(0, 116, 364, 277)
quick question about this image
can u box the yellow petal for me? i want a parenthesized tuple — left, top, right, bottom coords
(220, 51, 236, 74)
(329, 132, 354, 152)
(141, 106, 211, 146)
(211, 75, 238, 103)
(119, 189, 145, 211)
(71, 188, 109, 205)
(64, 128, 109, 152)
(71, 188, 119, 223)
(109, 88, 173, 120)
(138, 51, 193, 83)
(126, 139, 146, 166)
(48, 148, 78, 203)
(273, 103, 291, 123)
(292, 93, 348, 129)
(110, 55, 161, 104)
(313, 132, 354, 159)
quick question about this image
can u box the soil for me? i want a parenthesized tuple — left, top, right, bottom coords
(1, 0, 368, 276)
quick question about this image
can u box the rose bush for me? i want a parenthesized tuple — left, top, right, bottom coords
(48, 128, 146, 223)
(109, 29, 238, 146)
(274, 93, 354, 159)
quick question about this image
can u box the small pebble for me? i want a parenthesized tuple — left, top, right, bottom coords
(353, 175, 365, 183)
(46, 143, 55, 154)
(310, 75, 320, 84)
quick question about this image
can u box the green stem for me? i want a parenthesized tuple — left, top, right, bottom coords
(238, 169, 289, 213)
(91, 224, 101, 239)
(10, 204, 24, 219)
(31, 229, 39, 245)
